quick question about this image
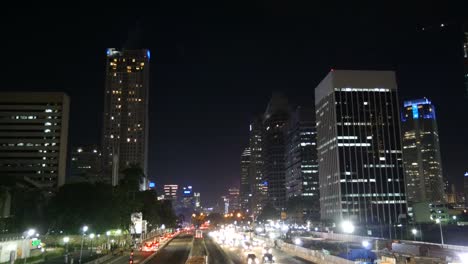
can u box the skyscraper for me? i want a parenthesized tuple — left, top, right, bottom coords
(285, 106, 320, 220)
(102, 48, 150, 187)
(401, 98, 445, 204)
(163, 184, 178, 200)
(240, 147, 251, 211)
(0, 92, 69, 190)
(70, 145, 102, 183)
(228, 187, 240, 211)
(315, 70, 406, 224)
(464, 172, 468, 207)
(463, 32, 468, 98)
(263, 93, 289, 211)
(249, 116, 266, 216)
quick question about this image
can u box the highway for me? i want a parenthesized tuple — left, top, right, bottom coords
(100, 232, 314, 264)
(146, 233, 192, 264)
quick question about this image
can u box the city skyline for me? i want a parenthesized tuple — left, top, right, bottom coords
(2, 5, 468, 205)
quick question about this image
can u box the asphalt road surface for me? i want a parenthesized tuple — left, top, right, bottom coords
(146, 233, 192, 264)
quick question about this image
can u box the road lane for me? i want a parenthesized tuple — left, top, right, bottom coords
(204, 236, 237, 264)
(213, 238, 314, 264)
(146, 234, 192, 264)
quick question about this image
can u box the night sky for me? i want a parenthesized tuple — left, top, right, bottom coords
(2, 3, 468, 206)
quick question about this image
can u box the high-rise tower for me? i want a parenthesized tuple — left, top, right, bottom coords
(285, 106, 320, 221)
(249, 116, 266, 217)
(102, 48, 150, 188)
(263, 93, 289, 211)
(401, 98, 445, 203)
(240, 147, 251, 212)
(315, 70, 406, 224)
(0, 92, 69, 190)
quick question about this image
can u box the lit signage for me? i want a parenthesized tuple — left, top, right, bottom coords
(149, 182, 155, 188)
(465, 171, 468, 177)
(184, 191, 191, 194)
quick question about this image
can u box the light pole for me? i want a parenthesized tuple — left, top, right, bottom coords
(341, 221, 354, 260)
(63, 237, 70, 264)
(23, 229, 36, 264)
(411, 228, 417, 241)
(106, 231, 111, 253)
(116, 229, 122, 247)
(89, 234, 95, 255)
(79, 226, 88, 264)
(436, 219, 444, 245)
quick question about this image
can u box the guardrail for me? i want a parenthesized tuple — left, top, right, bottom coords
(255, 235, 354, 264)
(310, 231, 468, 254)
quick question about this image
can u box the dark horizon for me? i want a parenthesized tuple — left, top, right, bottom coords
(1, 4, 468, 206)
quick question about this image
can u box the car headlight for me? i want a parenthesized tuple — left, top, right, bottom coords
(272, 256, 276, 260)
(268, 248, 272, 254)
(248, 259, 252, 264)
(255, 259, 259, 264)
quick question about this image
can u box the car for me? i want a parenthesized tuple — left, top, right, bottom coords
(141, 241, 159, 252)
(247, 253, 259, 264)
(262, 253, 275, 263)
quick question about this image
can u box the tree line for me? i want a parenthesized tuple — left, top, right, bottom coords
(0, 166, 177, 234)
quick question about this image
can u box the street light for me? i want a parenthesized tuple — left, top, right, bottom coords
(362, 240, 370, 249)
(435, 219, 444, 245)
(105, 231, 111, 254)
(341, 221, 354, 260)
(79, 226, 88, 264)
(63, 237, 70, 264)
(23, 229, 36, 264)
(63, 237, 70, 252)
(411, 228, 417, 241)
(89, 234, 95, 255)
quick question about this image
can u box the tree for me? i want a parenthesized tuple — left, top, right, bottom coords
(46, 182, 119, 233)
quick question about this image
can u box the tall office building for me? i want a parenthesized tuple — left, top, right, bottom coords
(70, 145, 103, 183)
(0, 92, 70, 190)
(240, 147, 251, 211)
(163, 184, 178, 200)
(285, 106, 320, 220)
(228, 187, 240, 211)
(315, 70, 406, 224)
(464, 32, 468, 98)
(263, 93, 289, 211)
(464, 172, 468, 207)
(249, 116, 266, 217)
(401, 98, 445, 204)
(102, 48, 150, 187)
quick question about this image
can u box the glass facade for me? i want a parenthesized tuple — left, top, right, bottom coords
(401, 98, 445, 204)
(315, 70, 406, 224)
(249, 116, 266, 216)
(285, 106, 320, 220)
(240, 147, 251, 211)
(263, 94, 289, 211)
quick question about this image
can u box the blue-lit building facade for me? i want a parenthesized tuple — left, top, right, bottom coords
(401, 98, 445, 204)
(315, 70, 407, 225)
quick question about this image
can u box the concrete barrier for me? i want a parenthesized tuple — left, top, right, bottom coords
(84, 254, 113, 264)
(254, 235, 353, 264)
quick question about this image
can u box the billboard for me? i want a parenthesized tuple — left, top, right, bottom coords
(130, 212, 143, 234)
